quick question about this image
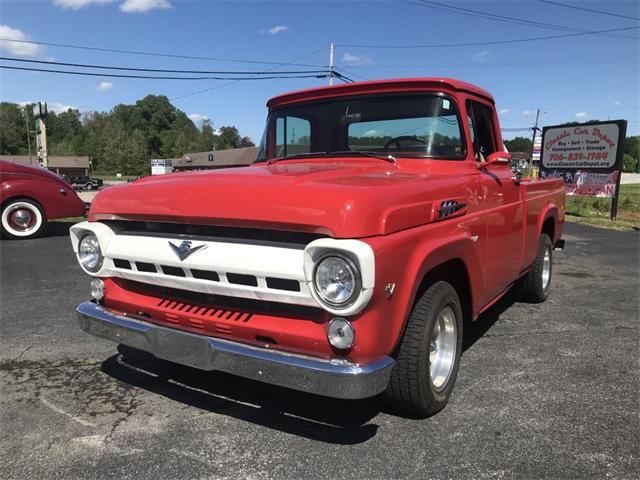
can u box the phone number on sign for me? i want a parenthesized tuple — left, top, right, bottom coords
(549, 152, 609, 162)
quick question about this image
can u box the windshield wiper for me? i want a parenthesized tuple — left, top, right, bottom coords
(267, 152, 329, 165)
(266, 150, 396, 165)
(325, 150, 397, 164)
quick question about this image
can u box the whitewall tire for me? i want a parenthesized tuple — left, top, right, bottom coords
(1, 199, 47, 239)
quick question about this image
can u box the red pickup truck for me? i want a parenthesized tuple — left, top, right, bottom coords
(71, 78, 565, 417)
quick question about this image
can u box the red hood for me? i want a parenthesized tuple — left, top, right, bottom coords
(89, 159, 474, 238)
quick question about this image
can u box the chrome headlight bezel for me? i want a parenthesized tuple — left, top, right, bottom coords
(78, 233, 103, 273)
(312, 253, 362, 309)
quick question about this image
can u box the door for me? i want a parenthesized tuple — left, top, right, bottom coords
(467, 100, 524, 302)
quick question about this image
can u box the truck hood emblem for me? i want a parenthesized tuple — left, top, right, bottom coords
(168, 240, 206, 261)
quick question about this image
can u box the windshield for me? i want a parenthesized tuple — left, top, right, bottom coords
(255, 94, 466, 162)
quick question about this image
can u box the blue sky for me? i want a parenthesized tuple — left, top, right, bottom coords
(1, 0, 638, 142)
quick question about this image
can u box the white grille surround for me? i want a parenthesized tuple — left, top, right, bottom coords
(70, 221, 375, 314)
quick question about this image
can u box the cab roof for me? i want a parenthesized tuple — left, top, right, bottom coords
(267, 77, 494, 109)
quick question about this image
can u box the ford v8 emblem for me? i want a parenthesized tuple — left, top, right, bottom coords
(168, 240, 206, 261)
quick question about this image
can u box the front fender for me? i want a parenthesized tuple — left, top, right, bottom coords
(357, 224, 485, 361)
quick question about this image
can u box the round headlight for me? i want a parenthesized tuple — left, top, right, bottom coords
(313, 255, 360, 307)
(327, 317, 355, 350)
(78, 233, 103, 272)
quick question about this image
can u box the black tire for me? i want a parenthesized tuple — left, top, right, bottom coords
(1, 198, 47, 239)
(85, 183, 93, 190)
(517, 233, 553, 303)
(384, 281, 463, 417)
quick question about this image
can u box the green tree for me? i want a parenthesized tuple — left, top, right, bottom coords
(623, 154, 638, 173)
(0, 98, 254, 174)
(0, 102, 29, 155)
(504, 136, 532, 153)
(215, 126, 255, 150)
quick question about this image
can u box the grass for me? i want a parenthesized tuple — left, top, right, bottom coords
(565, 184, 639, 230)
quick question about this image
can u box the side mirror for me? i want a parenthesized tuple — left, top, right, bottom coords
(477, 151, 512, 170)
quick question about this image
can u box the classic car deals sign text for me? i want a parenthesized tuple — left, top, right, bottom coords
(540, 120, 627, 218)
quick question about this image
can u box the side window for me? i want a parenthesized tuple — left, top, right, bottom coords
(275, 116, 311, 157)
(466, 101, 496, 162)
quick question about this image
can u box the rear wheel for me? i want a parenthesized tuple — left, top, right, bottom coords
(517, 233, 553, 303)
(385, 281, 463, 417)
(1, 199, 47, 239)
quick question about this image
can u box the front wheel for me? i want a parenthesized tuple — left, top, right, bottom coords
(517, 233, 553, 303)
(384, 281, 463, 417)
(1, 199, 47, 239)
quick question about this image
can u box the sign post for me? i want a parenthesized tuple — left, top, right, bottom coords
(539, 120, 627, 220)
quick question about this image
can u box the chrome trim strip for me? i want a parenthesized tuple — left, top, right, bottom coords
(76, 301, 394, 400)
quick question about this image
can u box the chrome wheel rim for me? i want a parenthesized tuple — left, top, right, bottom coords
(2, 202, 43, 237)
(429, 306, 457, 391)
(542, 247, 551, 291)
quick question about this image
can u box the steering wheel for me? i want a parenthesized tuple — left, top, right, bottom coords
(383, 135, 427, 151)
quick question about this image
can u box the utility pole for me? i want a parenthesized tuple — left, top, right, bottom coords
(530, 108, 541, 167)
(24, 108, 32, 164)
(329, 42, 335, 86)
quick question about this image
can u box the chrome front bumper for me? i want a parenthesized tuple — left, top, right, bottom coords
(76, 301, 394, 400)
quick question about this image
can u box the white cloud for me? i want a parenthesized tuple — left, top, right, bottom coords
(188, 113, 209, 124)
(18, 101, 80, 114)
(259, 25, 289, 35)
(473, 49, 491, 62)
(363, 129, 382, 138)
(0, 25, 43, 56)
(341, 52, 372, 67)
(97, 81, 113, 91)
(52, 0, 114, 9)
(614, 100, 621, 105)
(574, 112, 588, 118)
(521, 110, 536, 116)
(499, 108, 510, 114)
(119, 0, 172, 13)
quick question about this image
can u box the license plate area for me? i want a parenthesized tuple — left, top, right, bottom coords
(152, 328, 214, 369)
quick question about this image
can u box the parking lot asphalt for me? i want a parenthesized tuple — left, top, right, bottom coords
(1, 222, 638, 480)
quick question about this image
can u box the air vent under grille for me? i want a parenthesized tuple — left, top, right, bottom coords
(227, 273, 258, 287)
(191, 269, 220, 282)
(136, 262, 156, 273)
(113, 258, 132, 269)
(156, 298, 253, 323)
(161, 265, 186, 277)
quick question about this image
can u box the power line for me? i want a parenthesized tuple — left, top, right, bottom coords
(0, 56, 327, 75)
(338, 60, 625, 69)
(405, 0, 636, 39)
(338, 25, 639, 48)
(0, 64, 329, 81)
(0, 37, 326, 67)
(333, 70, 356, 83)
(405, 0, 575, 32)
(171, 46, 328, 101)
(539, 0, 640, 21)
(335, 66, 369, 81)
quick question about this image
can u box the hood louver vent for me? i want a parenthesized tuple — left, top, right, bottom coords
(438, 200, 467, 219)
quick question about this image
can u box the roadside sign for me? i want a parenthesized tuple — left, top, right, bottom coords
(540, 120, 627, 220)
(151, 158, 173, 175)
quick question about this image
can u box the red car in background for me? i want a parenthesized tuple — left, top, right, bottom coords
(0, 160, 85, 239)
